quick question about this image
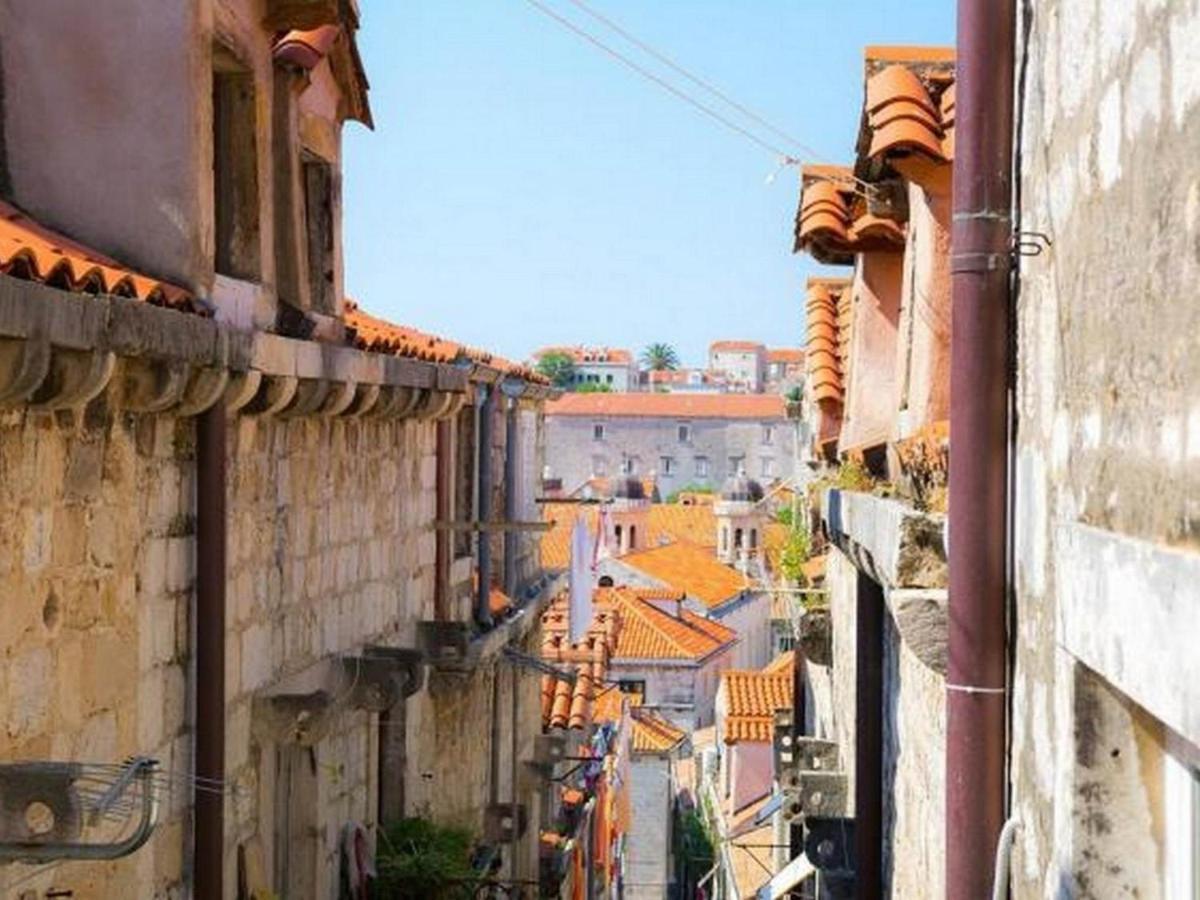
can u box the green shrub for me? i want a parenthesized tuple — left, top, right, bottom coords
(374, 818, 477, 900)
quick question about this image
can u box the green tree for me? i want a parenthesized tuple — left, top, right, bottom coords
(641, 342, 680, 371)
(536, 351, 576, 388)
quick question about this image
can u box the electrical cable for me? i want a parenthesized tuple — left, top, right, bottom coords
(522, 0, 795, 162)
(548, 0, 878, 196)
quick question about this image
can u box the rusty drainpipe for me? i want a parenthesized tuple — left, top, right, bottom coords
(475, 382, 496, 629)
(195, 405, 227, 900)
(946, 1, 1016, 897)
(502, 384, 521, 598)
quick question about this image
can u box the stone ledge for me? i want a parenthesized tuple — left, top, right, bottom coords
(0, 273, 473, 417)
(1057, 522, 1200, 748)
(822, 488, 947, 589)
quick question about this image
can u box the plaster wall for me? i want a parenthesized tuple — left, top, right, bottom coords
(1012, 1, 1200, 895)
(545, 414, 795, 496)
(892, 183, 951, 439)
(728, 742, 773, 815)
(709, 349, 766, 392)
(839, 252, 903, 453)
(0, 0, 206, 289)
(712, 593, 771, 670)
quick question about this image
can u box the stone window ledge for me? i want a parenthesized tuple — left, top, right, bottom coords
(1056, 522, 1200, 748)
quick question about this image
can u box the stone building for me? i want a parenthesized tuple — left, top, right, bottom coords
(764, 348, 805, 394)
(532, 345, 638, 392)
(773, 9, 1200, 899)
(708, 341, 767, 393)
(544, 391, 796, 497)
(0, 3, 559, 897)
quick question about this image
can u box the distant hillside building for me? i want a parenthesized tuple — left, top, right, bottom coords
(533, 345, 638, 391)
(709, 340, 767, 392)
(765, 348, 805, 392)
(647, 368, 729, 394)
(544, 392, 795, 495)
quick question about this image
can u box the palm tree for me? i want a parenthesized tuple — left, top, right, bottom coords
(641, 343, 680, 371)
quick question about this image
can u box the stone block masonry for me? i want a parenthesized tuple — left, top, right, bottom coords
(0, 407, 195, 898)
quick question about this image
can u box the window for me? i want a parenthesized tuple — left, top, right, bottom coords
(618, 679, 646, 697)
(606, 374, 613, 384)
(593, 423, 605, 441)
(695, 456, 710, 477)
(628, 525, 637, 550)
(598, 575, 614, 587)
(762, 425, 774, 445)
(729, 455, 745, 475)
(761, 457, 775, 478)
(212, 47, 261, 279)
(660, 456, 675, 476)
(750, 529, 758, 550)
(678, 423, 691, 443)
(302, 154, 336, 313)
(734, 528, 743, 550)
(622, 456, 639, 475)
(614, 524, 623, 548)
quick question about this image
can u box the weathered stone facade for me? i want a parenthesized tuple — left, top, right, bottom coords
(1011, 1, 1200, 895)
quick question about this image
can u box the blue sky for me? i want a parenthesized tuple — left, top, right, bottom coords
(343, 1, 952, 368)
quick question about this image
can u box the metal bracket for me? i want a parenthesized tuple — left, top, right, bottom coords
(1012, 229, 1053, 257)
(0, 758, 159, 862)
(484, 803, 528, 843)
(781, 770, 848, 820)
(773, 710, 794, 772)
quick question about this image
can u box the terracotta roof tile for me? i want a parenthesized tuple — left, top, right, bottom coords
(631, 709, 687, 753)
(793, 167, 904, 262)
(345, 300, 548, 383)
(767, 348, 805, 364)
(805, 278, 850, 406)
(865, 64, 948, 161)
(721, 661, 794, 744)
(0, 200, 201, 313)
(619, 541, 747, 609)
(548, 586, 736, 662)
(273, 25, 341, 69)
(539, 502, 718, 570)
(710, 340, 765, 353)
(547, 392, 785, 419)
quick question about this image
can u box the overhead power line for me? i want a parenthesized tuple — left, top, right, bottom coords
(522, 0, 876, 195)
(521, 0, 796, 161)
(564, 0, 817, 158)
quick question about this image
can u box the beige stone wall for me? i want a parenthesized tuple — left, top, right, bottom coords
(1013, 1, 1200, 895)
(222, 414, 438, 897)
(805, 545, 945, 897)
(0, 409, 194, 898)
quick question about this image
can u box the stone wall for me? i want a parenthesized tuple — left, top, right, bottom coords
(804, 544, 945, 897)
(1012, 0, 1200, 895)
(545, 414, 796, 497)
(626, 754, 673, 899)
(222, 414, 438, 897)
(0, 408, 194, 898)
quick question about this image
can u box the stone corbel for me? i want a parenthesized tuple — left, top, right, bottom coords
(886, 588, 947, 675)
(252, 691, 336, 747)
(176, 368, 231, 417)
(411, 389, 465, 421)
(0, 336, 51, 408)
(319, 380, 358, 417)
(365, 385, 416, 419)
(797, 606, 832, 666)
(225, 370, 264, 413)
(341, 382, 381, 417)
(29, 348, 116, 410)
(278, 378, 331, 418)
(119, 358, 193, 414)
(240, 374, 299, 417)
